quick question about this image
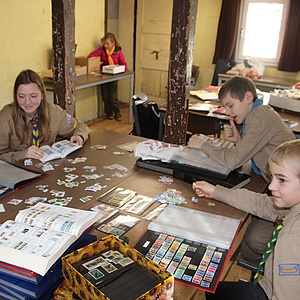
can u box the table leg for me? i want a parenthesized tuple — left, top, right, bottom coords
(97, 85, 103, 118)
(129, 74, 134, 124)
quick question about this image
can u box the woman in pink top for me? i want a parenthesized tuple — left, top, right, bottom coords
(88, 33, 128, 121)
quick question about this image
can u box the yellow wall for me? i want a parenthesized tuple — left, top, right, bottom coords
(74, 0, 105, 121)
(117, 0, 134, 104)
(0, 1, 51, 109)
(193, 0, 222, 89)
(0, 0, 104, 121)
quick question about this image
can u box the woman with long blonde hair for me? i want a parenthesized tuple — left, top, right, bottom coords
(0, 69, 90, 162)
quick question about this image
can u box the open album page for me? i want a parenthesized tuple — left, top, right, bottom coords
(14, 203, 100, 238)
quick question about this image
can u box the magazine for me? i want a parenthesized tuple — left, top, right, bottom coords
(0, 203, 100, 276)
(40, 140, 82, 162)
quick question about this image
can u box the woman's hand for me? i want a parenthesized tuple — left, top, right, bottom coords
(70, 135, 83, 146)
(192, 181, 215, 199)
(26, 145, 44, 160)
(187, 135, 205, 149)
(223, 119, 240, 143)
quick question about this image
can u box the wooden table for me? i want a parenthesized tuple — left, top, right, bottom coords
(272, 108, 300, 134)
(44, 71, 135, 123)
(218, 73, 298, 91)
(186, 96, 300, 137)
(0, 129, 267, 299)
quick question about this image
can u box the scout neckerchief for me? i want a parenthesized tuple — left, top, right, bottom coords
(30, 117, 40, 147)
(253, 216, 285, 285)
(106, 45, 115, 65)
(242, 97, 263, 175)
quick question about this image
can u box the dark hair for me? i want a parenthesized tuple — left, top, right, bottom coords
(12, 69, 50, 143)
(101, 32, 121, 48)
(218, 76, 257, 101)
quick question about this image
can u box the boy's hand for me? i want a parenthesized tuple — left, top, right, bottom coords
(192, 181, 215, 198)
(224, 119, 240, 143)
(187, 135, 205, 149)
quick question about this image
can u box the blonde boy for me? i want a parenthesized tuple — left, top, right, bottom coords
(193, 140, 300, 300)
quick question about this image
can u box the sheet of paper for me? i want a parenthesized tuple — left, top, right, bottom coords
(189, 102, 220, 112)
(190, 90, 219, 101)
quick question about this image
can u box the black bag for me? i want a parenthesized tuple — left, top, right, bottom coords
(131, 101, 160, 140)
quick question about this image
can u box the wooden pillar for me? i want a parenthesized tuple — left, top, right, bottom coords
(52, 0, 76, 116)
(163, 0, 198, 145)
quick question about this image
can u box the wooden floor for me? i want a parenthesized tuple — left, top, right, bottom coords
(86, 102, 133, 135)
(87, 103, 257, 300)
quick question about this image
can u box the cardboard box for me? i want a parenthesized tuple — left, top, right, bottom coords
(269, 94, 300, 113)
(40, 69, 53, 79)
(40, 65, 87, 79)
(75, 66, 87, 76)
(61, 235, 174, 300)
(75, 56, 101, 73)
(102, 65, 125, 74)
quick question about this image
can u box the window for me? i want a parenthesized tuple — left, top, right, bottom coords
(235, 0, 289, 66)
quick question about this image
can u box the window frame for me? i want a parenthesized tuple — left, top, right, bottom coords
(235, 0, 289, 67)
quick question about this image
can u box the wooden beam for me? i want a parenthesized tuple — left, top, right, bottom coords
(163, 0, 198, 145)
(52, 0, 76, 116)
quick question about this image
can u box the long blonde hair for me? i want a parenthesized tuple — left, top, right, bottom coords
(12, 69, 50, 143)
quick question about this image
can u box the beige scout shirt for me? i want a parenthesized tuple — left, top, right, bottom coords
(0, 103, 90, 163)
(201, 105, 295, 182)
(213, 185, 300, 300)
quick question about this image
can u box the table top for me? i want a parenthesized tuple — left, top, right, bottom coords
(218, 73, 299, 87)
(44, 70, 135, 90)
(187, 95, 300, 134)
(0, 129, 266, 299)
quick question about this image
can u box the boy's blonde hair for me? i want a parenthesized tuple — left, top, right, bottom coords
(269, 140, 300, 178)
(218, 76, 257, 101)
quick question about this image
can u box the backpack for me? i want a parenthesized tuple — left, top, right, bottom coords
(131, 100, 161, 140)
